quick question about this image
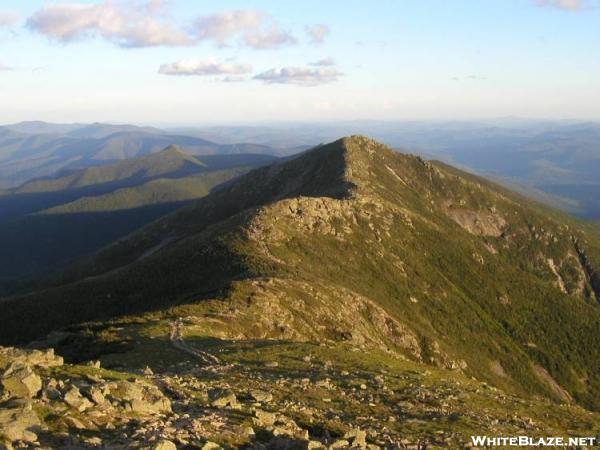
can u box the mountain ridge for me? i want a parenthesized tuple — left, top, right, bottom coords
(2, 136, 600, 412)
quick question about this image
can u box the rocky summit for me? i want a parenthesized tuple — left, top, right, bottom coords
(2, 136, 600, 448)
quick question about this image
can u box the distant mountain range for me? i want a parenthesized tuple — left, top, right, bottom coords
(0, 122, 281, 189)
(2, 119, 600, 219)
(0, 145, 277, 286)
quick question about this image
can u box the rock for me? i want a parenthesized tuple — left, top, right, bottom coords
(344, 429, 367, 447)
(149, 440, 177, 450)
(267, 436, 308, 450)
(330, 440, 350, 449)
(85, 436, 103, 446)
(0, 347, 63, 371)
(253, 409, 277, 426)
(82, 385, 105, 405)
(86, 360, 101, 369)
(116, 380, 171, 414)
(0, 406, 40, 443)
(208, 388, 238, 408)
(1, 364, 42, 398)
(249, 389, 273, 402)
(143, 366, 154, 376)
(0, 441, 14, 450)
(64, 416, 87, 430)
(64, 386, 93, 412)
(43, 387, 61, 401)
(202, 442, 223, 450)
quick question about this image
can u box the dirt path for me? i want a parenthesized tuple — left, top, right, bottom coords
(169, 319, 221, 365)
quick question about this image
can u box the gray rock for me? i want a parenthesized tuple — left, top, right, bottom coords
(343, 429, 367, 448)
(116, 380, 171, 414)
(64, 386, 94, 411)
(249, 389, 273, 403)
(1, 364, 42, 398)
(208, 388, 238, 408)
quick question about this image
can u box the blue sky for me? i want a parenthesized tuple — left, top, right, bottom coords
(0, 0, 599, 125)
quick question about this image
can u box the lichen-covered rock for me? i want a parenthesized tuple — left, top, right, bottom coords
(0, 347, 63, 371)
(0, 405, 40, 443)
(1, 364, 42, 398)
(63, 386, 94, 411)
(115, 380, 171, 414)
(208, 388, 238, 408)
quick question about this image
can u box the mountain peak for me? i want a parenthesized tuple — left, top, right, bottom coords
(160, 144, 185, 154)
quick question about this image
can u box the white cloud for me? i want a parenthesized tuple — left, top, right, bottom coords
(222, 75, 248, 83)
(158, 58, 252, 77)
(0, 10, 18, 27)
(309, 57, 336, 67)
(243, 27, 296, 49)
(306, 24, 330, 45)
(536, 0, 589, 10)
(26, 1, 192, 47)
(0, 63, 13, 71)
(193, 10, 296, 49)
(254, 66, 342, 87)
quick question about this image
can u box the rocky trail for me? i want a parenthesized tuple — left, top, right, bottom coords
(169, 319, 221, 366)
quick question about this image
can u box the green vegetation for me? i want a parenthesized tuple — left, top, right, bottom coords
(2, 135, 600, 415)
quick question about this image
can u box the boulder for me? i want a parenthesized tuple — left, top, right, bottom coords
(249, 389, 273, 403)
(0, 347, 62, 371)
(82, 385, 106, 405)
(253, 408, 277, 426)
(343, 429, 367, 448)
(208, 388, 238, 408)
(64, 386, 94, 411)
(150, 440, 177, 450)
(1, 364, 42, 398)
(0, 406, 40, 443)
(202, 442, 223, 450)
(116, 380, 171, 414)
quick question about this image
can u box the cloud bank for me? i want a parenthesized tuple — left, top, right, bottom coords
(159, 58, 252, 76)
(26, 3, 299, 50)
(193, 10, 296, 49)
(254, 66, 342, 86)
(26, 1, 191, 47)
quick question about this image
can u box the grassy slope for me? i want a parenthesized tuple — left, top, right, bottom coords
(3, 136, 600, 411)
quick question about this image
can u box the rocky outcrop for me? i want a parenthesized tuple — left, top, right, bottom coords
(1, 365, 41, 398)
(0, 405, 40, 443)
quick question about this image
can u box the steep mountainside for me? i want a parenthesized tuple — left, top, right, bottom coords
(2, 136, 600, 412)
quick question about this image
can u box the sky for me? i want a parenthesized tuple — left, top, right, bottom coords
(0, 0, 600, 125)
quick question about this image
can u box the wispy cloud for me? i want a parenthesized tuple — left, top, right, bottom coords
(158, 58, 252, 77)
(193, 10, 296, 49)
(309, 57, 336, 67)
(536, 0, 590, 10)
(26, 1, 192, 47)
(306, 24, 330, 45)
(0, 10, 18, 27)
(254, 66, 342, 87)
